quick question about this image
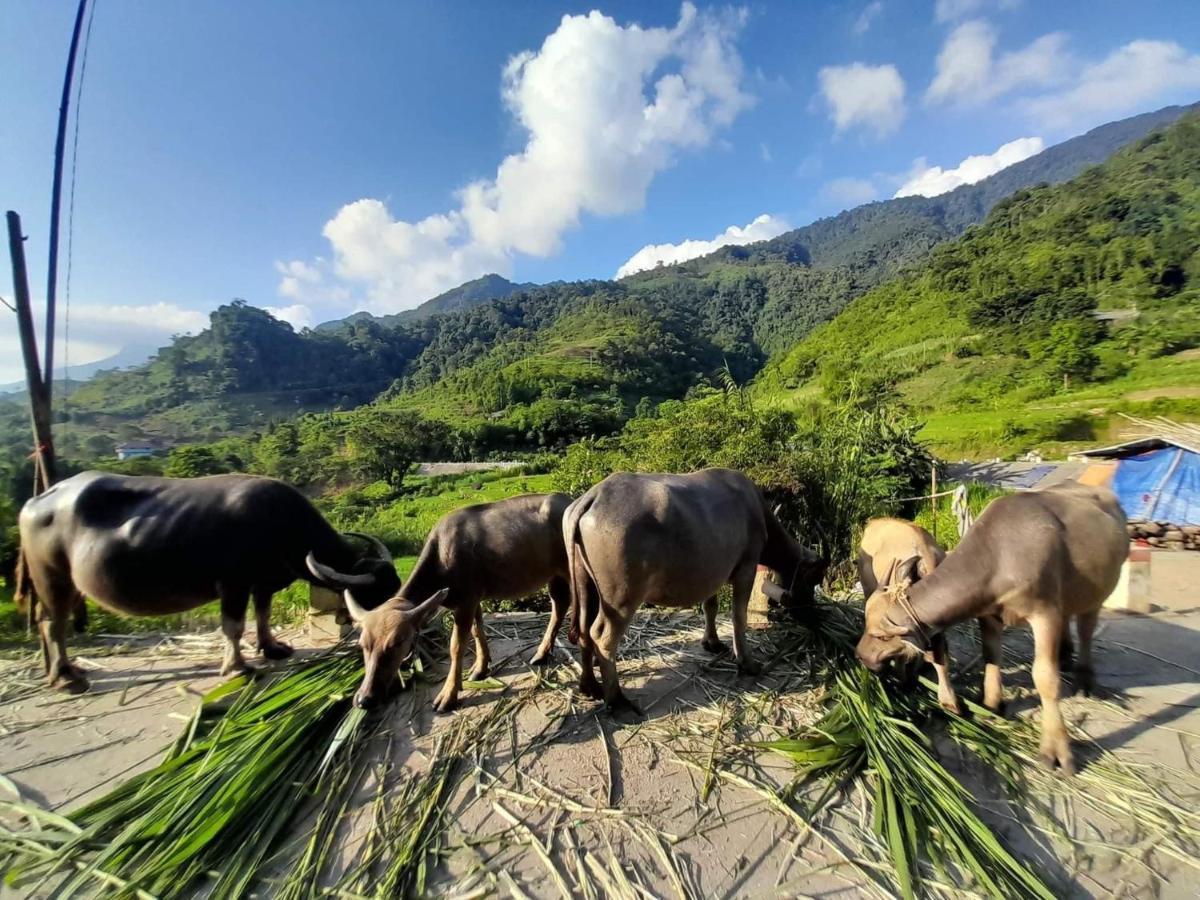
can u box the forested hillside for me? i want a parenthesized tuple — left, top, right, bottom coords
(14, 102, 1197, 457)
(761, 113, 1200, 456)
(314, 273, 536, 332)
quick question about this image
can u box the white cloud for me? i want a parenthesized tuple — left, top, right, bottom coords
(263, 304, 314, 331)
(0, 302, 208, 383)
(853, 1, 884, 35)
(280, 3, 752, 315)
(894, 135, 1044, 197)
(615, 213, 789, 277)
(759, 142, 773, 163)
(818, 62, 906, 138)
(934, 0, 1020, 23)
(820, 177, 880, 209)
(926, 20, 1069, 106)
(1020, 40, 1200, 130)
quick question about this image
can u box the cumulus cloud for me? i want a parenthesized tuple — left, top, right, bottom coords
(279, 3, 752, 315)
(0, 302, 209, 382)
(853, 1, 884, 35)
(1020, 40, 1200, 130)
(934, 0, 1020, 24)
(615, 213, 789, 277)
(263, 304, 314, 331)
(818, 62, 906, 137)
(926, 20, 1069, 106)
(894, 135, 1044, 197)
(820, 177, 880, 209)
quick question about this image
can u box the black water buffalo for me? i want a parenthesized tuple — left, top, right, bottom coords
(563, 468, 827, 712)
(339, 492, 572, 712)
(17, 471, 399, 692)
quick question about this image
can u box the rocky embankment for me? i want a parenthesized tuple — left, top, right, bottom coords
(1128, 521, 1200, 550)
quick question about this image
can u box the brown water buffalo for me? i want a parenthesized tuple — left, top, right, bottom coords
(563, 468, 827, 712)
(858, 518, 960, 712)
(855, 482, 1127, 774)
(337, 492, 572, 712)
(17, 472, 400, 692)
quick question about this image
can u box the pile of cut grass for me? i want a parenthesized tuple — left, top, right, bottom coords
(0, 645, 376, 899)
(760, 598, 1200, 898)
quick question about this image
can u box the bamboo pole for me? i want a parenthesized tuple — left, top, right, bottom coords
(7, 212, 57, 491)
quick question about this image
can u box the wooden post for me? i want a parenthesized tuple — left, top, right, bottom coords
(930, 464, 938, 542)
(7, 211, 57, 491)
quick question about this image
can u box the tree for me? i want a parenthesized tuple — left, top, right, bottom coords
(164, 446, 224, 479)
(1034, 319, 1100, 390)
(345, 410, 448, 489)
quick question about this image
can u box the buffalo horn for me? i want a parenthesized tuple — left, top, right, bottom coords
(342, 531, 393, 563)
(306, 551, 377, 589)
(342, 590, 370, 623)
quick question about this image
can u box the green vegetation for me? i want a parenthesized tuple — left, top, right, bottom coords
(760, 113, 1200, 457)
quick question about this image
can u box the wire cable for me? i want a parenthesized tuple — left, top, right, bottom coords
(62, 0, 99, 449)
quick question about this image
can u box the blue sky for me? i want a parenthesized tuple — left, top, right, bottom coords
(2, 0, 1198, 380)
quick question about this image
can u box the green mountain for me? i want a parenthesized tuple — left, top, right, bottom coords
(48, 102, 1199, 452)
(314, 274, 536, 332)
(759, 112, 1200, 457)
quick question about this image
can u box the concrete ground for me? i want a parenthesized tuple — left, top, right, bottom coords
(2, 581, 1199, 898)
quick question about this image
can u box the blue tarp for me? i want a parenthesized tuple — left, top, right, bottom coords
(1111, 447, 1200, 525)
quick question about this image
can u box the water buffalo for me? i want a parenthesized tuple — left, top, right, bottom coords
(858, 518, 958, 711)
(17, 471, 400, 692)
(341, 492, 572, 712)
(855, 482, 1127, 773)
(563, 468, 827, 712)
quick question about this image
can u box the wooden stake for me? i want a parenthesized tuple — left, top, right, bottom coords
(930, 463, 938, 542)
(7, 211, 57, 491)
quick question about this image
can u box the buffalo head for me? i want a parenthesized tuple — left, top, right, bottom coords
(856, 554, 926, 680)
(343, 588, 448, 709)
(305, 532, 401, 613)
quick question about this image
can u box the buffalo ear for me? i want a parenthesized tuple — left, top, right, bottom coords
(895, 555, 922, 588)
(405, 588, 449, 629)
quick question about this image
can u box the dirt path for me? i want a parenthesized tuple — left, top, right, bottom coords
(3, 606, 1199, 898)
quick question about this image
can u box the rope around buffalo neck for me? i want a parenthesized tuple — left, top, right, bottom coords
(886, 581, 930, 648)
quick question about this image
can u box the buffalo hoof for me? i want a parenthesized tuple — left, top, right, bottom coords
(736, 658, 763, 677)
(1040, 737, 1076, 776)
(51, 667, 89, 694)
(702, 638, 729, 655)
(529, 649, 555, 666)
(221, 660, 259, 678)
(1073, 666, 1097, 698)
(579, 675, 604, 701)
(940, 698, 964, 716)
(468, 663, 490, 681)
(432, 689, 460, 714)
(260, 641, 294, 661)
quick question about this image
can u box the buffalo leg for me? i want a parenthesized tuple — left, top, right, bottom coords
(1030, 613, 1073, 774)
(979, 615, 1005, 712)
(469, 604, 491, 681)
(433, 602, 473, 713)
(31, 572, 88, 692)
(578, 636, 603, 700)
(592, 608, 638, 713)
(72, 596, 88, 634)
(702, 594, 727, 654)
(730, 563, 762, 676)
(1073, 610, 1100, 696)
(219, 588, 255, 677)
(928, 634, 961, 714)
(532, 576, 569, 665)
(253, 589, 293, 660)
